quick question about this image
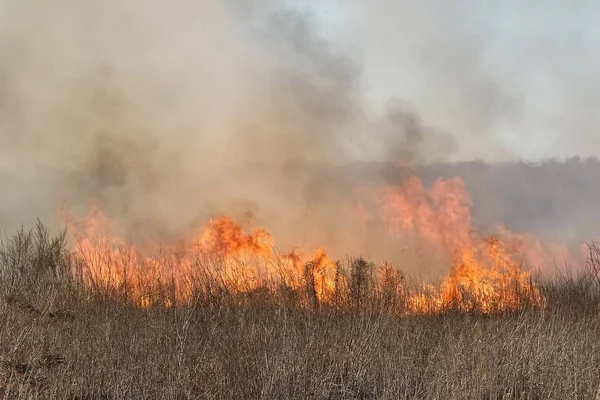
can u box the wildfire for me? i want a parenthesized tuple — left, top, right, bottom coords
(366, 177, 544, 313)
(61, 203, 338, 307)
(60, 176, 554, 313)
(406, 238, 541, 313)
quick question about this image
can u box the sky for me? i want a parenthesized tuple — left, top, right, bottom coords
(291, 0, 600, 161)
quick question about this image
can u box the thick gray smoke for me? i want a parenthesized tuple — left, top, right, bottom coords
(0, 0, 598, 267)
(0, 1, 448, 249)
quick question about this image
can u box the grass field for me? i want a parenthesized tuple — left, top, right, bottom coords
(1, 223, 600, 399)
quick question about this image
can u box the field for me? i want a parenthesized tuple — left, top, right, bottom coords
(1, 0, 599, 398)
(1, 223, 600, 399)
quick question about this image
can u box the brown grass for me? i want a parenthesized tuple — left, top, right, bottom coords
(0, 222, 599, 399)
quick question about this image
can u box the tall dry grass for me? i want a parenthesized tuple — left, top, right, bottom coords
(0, 222, 599, 399)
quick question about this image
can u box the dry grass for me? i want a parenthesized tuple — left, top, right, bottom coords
(0, 223, 600, 399)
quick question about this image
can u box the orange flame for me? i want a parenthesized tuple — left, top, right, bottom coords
(61, 204, 338, 307)
(366, 177, 544, 313)
(59, 176, 564, 312)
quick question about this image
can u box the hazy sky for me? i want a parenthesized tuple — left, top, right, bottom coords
(291, 1, 600, 161)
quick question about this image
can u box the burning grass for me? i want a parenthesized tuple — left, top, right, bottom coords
(56, 176, 552, 314)
(0, 222, 599, 398)
(0, 175, 594, 398)
(63, 233, 543, 314)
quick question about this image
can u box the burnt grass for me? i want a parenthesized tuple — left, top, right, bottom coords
(1, 223, 600, 399)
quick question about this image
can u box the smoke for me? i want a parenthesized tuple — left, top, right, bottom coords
(0, 0, 598, 268)
(0, 1, 442, 247)
(308, 0, 600, 161)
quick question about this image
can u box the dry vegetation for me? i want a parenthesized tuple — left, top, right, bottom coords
(1, 223, 600, 399)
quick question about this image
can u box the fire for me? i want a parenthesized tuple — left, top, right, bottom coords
(198, 216, 272, 257)
(366, 177, 543, 313)
(60, 175, 555, 313)
(375, 176, 473, 253)
(406, 238, 541, 313)
(61, 203, 338, 307)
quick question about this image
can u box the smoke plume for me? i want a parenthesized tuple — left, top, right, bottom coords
(0, 1, 598, 267)
(0, 1, 440, 247)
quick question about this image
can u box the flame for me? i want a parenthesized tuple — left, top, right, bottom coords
(406, 238, 542, 313)
(59, 176, 560, 312)
(61, 203, 337, 307)
(366, 177, 544, 313)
